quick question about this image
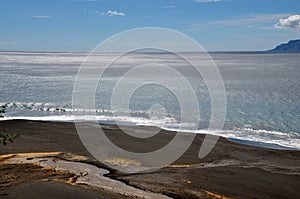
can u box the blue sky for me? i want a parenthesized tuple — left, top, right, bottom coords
(0, 0, 299, 51)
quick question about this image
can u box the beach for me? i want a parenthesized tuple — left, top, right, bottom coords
(1, 0, 300, 198)
(1, 120, 299, 199)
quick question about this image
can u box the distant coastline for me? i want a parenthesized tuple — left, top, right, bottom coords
(268, 39, 300, 53)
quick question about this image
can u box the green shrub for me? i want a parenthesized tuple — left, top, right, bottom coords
(0, 105, 6, 114)
(0, 131, 19, 146)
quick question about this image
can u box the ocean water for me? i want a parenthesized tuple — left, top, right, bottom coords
(0, 51, 299, 149)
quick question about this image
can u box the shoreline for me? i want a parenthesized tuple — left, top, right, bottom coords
(1, 120, 300, 198)
(0, 117, 298, 150)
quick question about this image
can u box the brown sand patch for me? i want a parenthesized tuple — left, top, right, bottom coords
(0, 163, 73, 188)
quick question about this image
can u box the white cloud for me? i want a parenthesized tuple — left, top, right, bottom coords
(275, 15, 300, 29)
(163, 5, 176, 8)
(107, 10, 126, 16)
(221, 14, 288, 26)
(189, 14, 289, 30)
(96, 11, 105, 15)
(31, 16, 52, 18)
(0, 41, 16, 45)
(196, 0, 221, 3)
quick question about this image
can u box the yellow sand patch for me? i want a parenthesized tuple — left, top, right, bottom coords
(205, 190, 234, 199)
(61, 153, 89, 161)
(104, 157, 141, 166)
(0, 152, 92, 166)
(0, 154, 16, 163)
(167, 163, 202, 168)
(0, 152, 62, 163)
(1, 152, 62, 158)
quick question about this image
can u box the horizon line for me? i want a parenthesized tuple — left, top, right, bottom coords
(1, 50, 296, 54)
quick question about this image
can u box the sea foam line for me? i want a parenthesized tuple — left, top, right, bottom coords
(0, 115, 299, 150)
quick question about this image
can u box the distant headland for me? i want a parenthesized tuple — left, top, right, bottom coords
(269, 39, 300, 53)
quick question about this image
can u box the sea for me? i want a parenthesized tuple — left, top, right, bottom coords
(0, 51, 299, 150)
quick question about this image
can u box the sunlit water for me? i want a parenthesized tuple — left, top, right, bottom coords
(0, 51, 299, 149)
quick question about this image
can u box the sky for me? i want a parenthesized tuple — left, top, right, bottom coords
(0, 0, 300, 51)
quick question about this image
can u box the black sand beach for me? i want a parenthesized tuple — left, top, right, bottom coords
(0, 120, 299, 198)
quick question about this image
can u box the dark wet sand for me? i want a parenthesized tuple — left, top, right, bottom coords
(0, 120, 300, 199)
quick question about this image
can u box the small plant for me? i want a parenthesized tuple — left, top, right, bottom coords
(0, 104, 6, 117)
(0, 105, 7, 114)
(0, 130, 19, 146)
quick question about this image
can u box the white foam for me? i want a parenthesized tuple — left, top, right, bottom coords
(1, 115, 299, 150)
(163, 127, 300, 149)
